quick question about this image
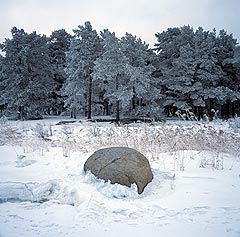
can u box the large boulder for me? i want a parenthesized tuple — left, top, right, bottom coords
(83, 147, 153, 194)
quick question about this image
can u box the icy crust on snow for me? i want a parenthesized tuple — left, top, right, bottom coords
(0, 180, 79, 205)
(0, 168, 173, 205)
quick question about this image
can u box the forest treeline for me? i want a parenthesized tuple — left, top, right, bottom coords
(0, 22, 240, 121)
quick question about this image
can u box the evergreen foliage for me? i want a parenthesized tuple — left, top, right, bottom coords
(0, 28, 55, 119)
(93, 30, 130, 121)
(61, 22, 102, 119)
(0, 23, 239, 120)
(154, 26, 240, 119)
(48, 29, 72, 115)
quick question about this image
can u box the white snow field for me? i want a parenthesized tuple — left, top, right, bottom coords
(0, 116, 240, 237)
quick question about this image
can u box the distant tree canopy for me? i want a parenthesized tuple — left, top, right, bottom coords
(0, 22, 239, 120)
(154, 26, 240, 119)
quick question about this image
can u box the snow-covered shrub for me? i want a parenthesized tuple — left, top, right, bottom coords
(0, 115, 8, 125)
(134, 105, 163, 121)
(0, 116, 21, 145)
(26, 123, 53, 155)
(2, 117, 239, 169)
(202, 114, 209, 123)
(61, 125, 74, 136)
(228, 116, 240, 133)
(21, 137, 49, 155)
(211, 109, 219, 120)
(60, 127, 77, 157)
(33, 123, 50, 139)
(95, 123, 239, 171)
(62, 138, 72, 157)
(176, 109, 198, 121)
(199, 155, 223, 170)
(89, 126, 101, 137)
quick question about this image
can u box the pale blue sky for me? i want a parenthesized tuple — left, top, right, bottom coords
(0, 0, 239, 46)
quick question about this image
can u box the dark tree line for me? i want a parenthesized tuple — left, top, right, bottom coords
(0, 22, 239, 120)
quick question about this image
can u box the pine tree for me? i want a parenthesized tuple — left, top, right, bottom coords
(48, 29, 72, 115)
(61, 37, 84, 119)
(155, 26, 196, 116)
(163, 44, 197, 108)
(93, 30, 130, 121)
(62, 21, 102, 119)
(154, 26, 239, 119)
(221, 45, 240, 117)
(0, 54, 6, 113)
(0, 27, 55, 119)
(121, 33, 160, 119)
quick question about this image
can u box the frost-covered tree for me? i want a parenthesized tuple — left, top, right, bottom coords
(0, 55, 6, 112)
(0, 24, 239, 120)
(0, 27, 55, 119)
(48, 29, 72, 114)
(215, 31, 240, 117)
(154, 26, 198, 116)
(155, 27, 182, 69)
(161, 44, 198, 109)
(61, 39, 84, 119)
(194, 28, 239, 118)
(221, 46, 240, 117)
(121, 33, 160, 119)
(192, 28, 222, 117)
(93, 30, 131, 121)
(216, 30, 237, 64)
(93, 31, 160, 120)
(154, 26, 239, 119)
(62, 22, 102, 119)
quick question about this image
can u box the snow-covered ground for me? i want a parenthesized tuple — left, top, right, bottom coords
(0, 117, 240, 237)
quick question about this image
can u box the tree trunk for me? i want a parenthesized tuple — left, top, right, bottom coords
(18, 106, 25, 120)
(87, 76, 92, 119)
(195, 106, 203, 120)
(131, 87, 136, 112)
(209, 98, 214, 120)
(115, 74, 120, 122)
(104, 99, 109, 115)
(73, 108, 76, 119)
(221, 105, 224, 119)
(116, 100, 120, 122)
(226, 100, 230, 118)
(71, 108, 76, 119)
(0, 104, 5, 112)
(131, 96, 136, 111)
(232, 101, 235, 117)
